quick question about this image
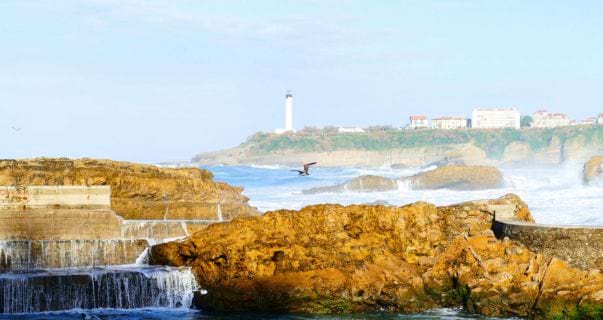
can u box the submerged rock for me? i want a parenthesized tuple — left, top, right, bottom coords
(407, 165, 503, 190)
(583, 156, 603, 184)
(147, 195, 603, 318)
(302, 175, 398, 194)
(302, 165, 503, 194)
(0, 158, 259, 220)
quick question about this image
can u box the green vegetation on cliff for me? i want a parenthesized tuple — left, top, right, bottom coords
(240, 126, 603, 160)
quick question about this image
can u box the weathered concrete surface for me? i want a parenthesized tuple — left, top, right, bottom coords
(121, 220, 215, 240)
(0, 209, 123, 240)
(493, 221, 603, 270)
(0, 158, 259, 220)
(0, 186, 110, 209)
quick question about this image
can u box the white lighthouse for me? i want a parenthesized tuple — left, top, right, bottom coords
(285, 91, 293, 131)
(275, 91, 295, 134)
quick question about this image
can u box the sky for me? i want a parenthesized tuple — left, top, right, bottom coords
(1, 1, 603, 163)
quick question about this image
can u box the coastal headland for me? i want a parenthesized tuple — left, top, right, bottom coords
(193, 126, 603, 168)
(151, 194, 603, 319)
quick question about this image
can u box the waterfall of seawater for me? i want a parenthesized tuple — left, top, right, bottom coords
(217, 203, 223, 222)
(0, 240, 149, 271)
(0, 225, 201, 314)
(0, 266, 197, 313)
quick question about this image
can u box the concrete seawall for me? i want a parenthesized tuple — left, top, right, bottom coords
(0, 186, 110, 209)
(492, 219, 603, 270)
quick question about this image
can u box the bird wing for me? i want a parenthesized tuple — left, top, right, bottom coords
(290, 170, 304, 174)
(303, 162, 317, 172)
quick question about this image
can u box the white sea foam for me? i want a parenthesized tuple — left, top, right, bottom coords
(212, 164, 603, 226)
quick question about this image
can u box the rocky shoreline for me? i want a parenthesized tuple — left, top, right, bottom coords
(193, 126, 603, 168)
(150, 194, 603, 319)
(0, 158, 259, 220)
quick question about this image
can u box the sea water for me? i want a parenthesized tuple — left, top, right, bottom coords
(206, 164, 603, 226)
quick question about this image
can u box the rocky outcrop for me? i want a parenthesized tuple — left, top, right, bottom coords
(302, 175, 398, 194)
(149, 195, 603, 318)
(194, 127, 603, 168)
(408, 165, 503, 190)
(303, 165, 503, 194)
(0, 158, 258, 220)
(584, 156, 603, 185)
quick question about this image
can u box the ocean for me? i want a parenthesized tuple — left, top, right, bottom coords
(208, 163, 603, 226)
(4, 163, 598, 319)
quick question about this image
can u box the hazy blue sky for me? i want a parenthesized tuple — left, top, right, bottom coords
(2, 1, 603, 162)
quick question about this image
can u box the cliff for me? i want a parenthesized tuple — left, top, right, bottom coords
(0, 158, 258, 220)
(150, 195, 603, 318)
(302, 165, 503, 194)
(194, 126, 603, 167)
(584, 156, 603, 184)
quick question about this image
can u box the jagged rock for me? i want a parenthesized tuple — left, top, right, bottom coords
(146, 195, 601, 318)
(302, 175, 397, 194)
(303, 165, 503, 194)
(406, 165, 503, 190)
(583, 156, 603, 185)
(0, 158, 259, 220)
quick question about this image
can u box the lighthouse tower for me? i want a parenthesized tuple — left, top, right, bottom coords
(285, 91, 293, 131)
(275, 91, 295, 134)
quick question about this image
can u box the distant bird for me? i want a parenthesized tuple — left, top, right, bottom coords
(291, 162, 317, 176)
(11, 126, 21, 132)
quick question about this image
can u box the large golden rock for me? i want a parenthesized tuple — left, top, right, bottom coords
(303, 165, 503, 194)
(302, 175, 398, 194)
(147, 195, 603, 318)
(584, 156, 603, 185)
(0, 158, 258, 220)
(407, 165, 503, 190)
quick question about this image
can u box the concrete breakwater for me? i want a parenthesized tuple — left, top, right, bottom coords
(493, 220, 603, 270)
(485, 200, 603, 270)
(0, 185, 214, 313)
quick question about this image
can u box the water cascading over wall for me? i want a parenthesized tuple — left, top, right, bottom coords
(0, 240, 149, 271)
(0, 267, 197, 313)
(0, 185, 203, 313)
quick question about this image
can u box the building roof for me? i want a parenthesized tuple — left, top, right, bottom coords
(410, 115, 427, 120)
(473, 107, 519, 112)
(432, 116, 466, 121)
(544, 113, 569, 119)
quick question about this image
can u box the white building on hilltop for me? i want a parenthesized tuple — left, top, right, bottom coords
(532, 110, 570, 128)
(472, 108, 520, 129)
(338, 127, 366, 133)
(407, 115, 430, 129)
(431, 116, 467, 130)
(275, 91, 295, 134)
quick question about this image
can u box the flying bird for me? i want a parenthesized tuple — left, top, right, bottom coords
(11, 126, 21, 132)
(291, 162, 317, 176)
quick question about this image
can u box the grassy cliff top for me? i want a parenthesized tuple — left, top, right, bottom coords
(239, 125, 603, 158)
